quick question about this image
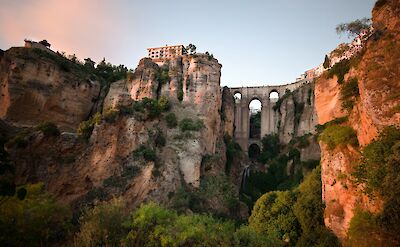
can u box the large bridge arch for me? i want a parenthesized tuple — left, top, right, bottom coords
(229, 80, 308, 152)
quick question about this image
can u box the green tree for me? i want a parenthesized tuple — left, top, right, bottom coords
(0, 183, 72, 246)
(336, 18, 371, 37)
(74, 198, 128, 247)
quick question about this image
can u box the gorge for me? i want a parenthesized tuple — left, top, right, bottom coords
(1, 0, 400, 246)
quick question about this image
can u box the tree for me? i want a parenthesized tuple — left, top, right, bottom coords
(39, 39, 51, 48)
(185, 43, 197, 55)
(323, 55, 330, 69)
(84, 58, 96, 69)
(336, 18, 371, 38)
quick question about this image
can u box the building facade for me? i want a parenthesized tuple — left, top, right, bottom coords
(147, 45, 187, 60)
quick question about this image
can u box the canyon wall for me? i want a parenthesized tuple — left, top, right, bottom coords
(2, 50, 245, 216)
(316, 0, 400, 241)
(0, 48, 101, 131)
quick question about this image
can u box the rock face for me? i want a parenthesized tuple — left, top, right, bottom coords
(0, 48, 101, 131)
(316, 0, 400, 241)
(6, 53, 242, 217)
(276, 82, 321, 161)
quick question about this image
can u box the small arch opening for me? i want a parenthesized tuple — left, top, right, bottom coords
(234, 92, 242, 103)
(249, 99, 262, 139)
(248, 143, 261, 160)
(269, 90, 279, 103)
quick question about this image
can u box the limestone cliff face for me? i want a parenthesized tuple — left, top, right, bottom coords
(276, 82, 320, 161)
(316, 0, 400, 241)
(0, 48, 101, 131)
(7, 54, 238, 215)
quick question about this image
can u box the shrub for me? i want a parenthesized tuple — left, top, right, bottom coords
(340, 77, 360, 111)
(6, 129, 30, 148)
(35, 122, 60, 136)
(0, 183, 72, 246)
(347, 209, 384, 246)
(77, 112, 101, 140)
(124, 202, 236, 246)
(155, 67, 170, 85)
(74, 199, 128, 247)
(234, 225, 282, 247)
(165, 112, 178, 128)
(179, 118, 204, 132)
(327, 59, 351, 84)
(323, 55, 330, 69)
(154, 131, 166, 147)
(319, 125, 358, 149)
(374, 0, 387, 9)
(132, 145, 156, 161)
(102, 109, 119, 123)
(158, 95, 170, 111)
(224, 135, 242, 174)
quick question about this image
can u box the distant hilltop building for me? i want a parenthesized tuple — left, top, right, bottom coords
(147, 45, 187, 61)
(24, 39, 54, 54)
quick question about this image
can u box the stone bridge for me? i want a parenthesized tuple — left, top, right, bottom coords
(229, 79, 309, 153)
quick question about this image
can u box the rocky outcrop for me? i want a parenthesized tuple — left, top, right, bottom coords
(316, 0, 400, 241)
(0, 48, 101, 131)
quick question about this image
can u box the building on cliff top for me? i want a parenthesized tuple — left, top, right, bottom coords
(24, 39, 54, 54)
(147, 45, 187, 61)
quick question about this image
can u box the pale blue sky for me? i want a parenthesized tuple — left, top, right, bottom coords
(0, 0, 376, 86)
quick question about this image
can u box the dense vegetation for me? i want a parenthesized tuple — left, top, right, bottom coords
(350, 126, 400, 244)
(319, 124, 358, 149)
(0, 183, 72, 246)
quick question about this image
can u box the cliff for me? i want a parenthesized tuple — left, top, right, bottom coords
(0, 48, 101, 131)
(315, 0, 400, 242)
(4, 53, 246, 218)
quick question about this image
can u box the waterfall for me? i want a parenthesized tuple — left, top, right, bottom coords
(240, 165, 251, 191)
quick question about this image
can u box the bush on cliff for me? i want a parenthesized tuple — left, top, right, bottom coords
(165, 112, 178, 128)
(340, 77, 360, 111)
(319, 124, 358, 149)
(352, 126, 400, 243)
(179, 118, 204, 132)
(77, 112, 101, 140)
(35, 122, 60, 137)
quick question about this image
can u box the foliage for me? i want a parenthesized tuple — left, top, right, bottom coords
(319, 124, 358, 149)
(118, 97, 170, 119)
(77, 112, 101, 140)
(0, 183, 72, 246)
(95, 58, 128, 84)
(323, 55, 330, 69)
(336, 18, 371, 38)
(6, 129, 30, 149)
(315, 116, 348, 134)
(249, 111, 261, 139)
(258, 134, 281, 163)
(294, 102, 305, 124)
(248, 167, 339, 246)
(74, 198, 128, 247)
(177, 78, 184, 101)
(224, 135, 242, 174)
(249, 190, 301, 244)
(233, 225, 282, 247)
(165, 112, 178, 128)
(154, 130, 166, 147)
(374, 0, 388, 9)
(132, 145, 156, 161)
(273, 89, 291, 111)
(35, 122, 60, 137)
(347, 209, 386, 246)
(155, 67, 170, 85)
(124, 202, 236, 247)
(340, 77, 360, 111)
(327, 58, 351, 84)
(307, 88, 312, 105)
(102, 108, 119, 123)
(185, 43, 197, 55)
(179, 118, 204, 132)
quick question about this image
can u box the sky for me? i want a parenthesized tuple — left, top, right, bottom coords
(0, 0, 376, 87)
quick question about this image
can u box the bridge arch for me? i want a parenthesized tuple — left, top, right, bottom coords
(248, 143, 261, 160)
(229, 79, 309, 153)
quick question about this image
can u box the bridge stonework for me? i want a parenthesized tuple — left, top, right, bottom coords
(229, 79, 309, 153)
